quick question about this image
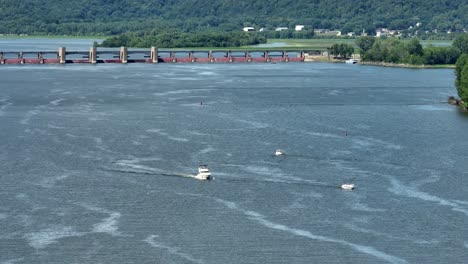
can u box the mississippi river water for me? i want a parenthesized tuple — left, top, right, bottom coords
(1, 39, 468, 263)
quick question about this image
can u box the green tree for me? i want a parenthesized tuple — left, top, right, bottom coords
(423, 46, 459, 65)
(407, 38, 423, 56)
(452, 34, 468, 54)
(329, 43, 354, 59)
(455, 54, 468, 107)
(355, 36, 375, 54)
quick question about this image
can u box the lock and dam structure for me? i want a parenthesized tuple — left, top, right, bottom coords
(0, 47, 324, 65)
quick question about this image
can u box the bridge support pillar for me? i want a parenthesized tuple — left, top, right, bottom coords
(120, 47, 128, 64)
(19, 52, 24, 64)
(38, 52, 44, 64)
(282, 51, 289, 62)
(59, 47, 66, 64)
(151, 47, 158, 63)
(89, 47, 97, 64)
(264, 51, 270, 62)
(208, 51, 214, 62)
(189, 51, 195, 62)
(246, 52, 251, 62)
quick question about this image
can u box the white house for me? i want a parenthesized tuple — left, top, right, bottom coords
(295, 25, 305, 31)
(275, 27, 288, 31)
(243, 27, 255, 32)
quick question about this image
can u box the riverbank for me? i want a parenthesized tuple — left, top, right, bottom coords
(448, 96, 468, 111)
(358, 61, 455, 69)
(0, 34, 108, 39)
(303, 54, 457, 69)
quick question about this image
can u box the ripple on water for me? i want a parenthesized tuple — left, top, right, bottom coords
(144, 235, 204, 264)
(386, 175, 468, 216)
(78, 204, 122, 236)
(23, 226, 82, 249)
(213, 197, 408, 264)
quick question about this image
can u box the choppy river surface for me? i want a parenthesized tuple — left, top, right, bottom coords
(1, 38, 467, 264)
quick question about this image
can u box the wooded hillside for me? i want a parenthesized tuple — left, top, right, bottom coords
(0, 0, 466, 35)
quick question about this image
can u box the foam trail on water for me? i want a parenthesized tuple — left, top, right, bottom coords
(78, 203, 122, 236)
(103, 161, 204, 181)
(144, 235, 205, 264)
(0, 101, 12, 116)
(345, 223, 438, 245)
(0, 258, 24, 264)
(214, 198, 407, 264)
(92, 212, 121, 235)
(49, 98, 66, 106)
(20, 109, 40, 125)
(386, 175, 468, 216)
(23, 226, 83, 249)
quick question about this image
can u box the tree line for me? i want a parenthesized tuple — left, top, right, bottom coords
(98, 31, 267, 48)
(0, 0, 466, 37)
(455, 55, 468, 110)
(356, 34, 468, 65)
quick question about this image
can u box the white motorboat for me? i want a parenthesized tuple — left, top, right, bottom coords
(345, 59, 357, 64)
(275, 149, 285, 156)
(341, 183, 355, 190)
(195, 165, 212, 180)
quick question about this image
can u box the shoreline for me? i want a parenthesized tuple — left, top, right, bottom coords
(358, 61, 455, 69)
(0, 35, 107, 39)
(304, 55, 456, 68)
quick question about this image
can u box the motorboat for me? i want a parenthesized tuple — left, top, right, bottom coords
(275, 149, 285, 156)
(195, 165, 212, 180)
(341, 183, 355, 190)
(345, 59, 357, 64)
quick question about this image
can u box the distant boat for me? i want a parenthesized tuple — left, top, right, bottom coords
(275, 149, 285, 156)
(345, 59, 357, 64)
(194, 165, 212, 180)
(341, 183, 355, 190)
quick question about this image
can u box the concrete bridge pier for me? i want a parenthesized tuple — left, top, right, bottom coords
(151, 47, 158, 63)
(209, 51, 214, 62)
(189, 51, 195, 62)
(59, 47, 66, 64)
(38, 52, 44, 64)
(264, 51, 270, 62)
(120, 47, 128, 64)
(89, 47, 97, 64)
(18, 52, 24, 64)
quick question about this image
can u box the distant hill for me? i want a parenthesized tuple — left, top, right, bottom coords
(0, 0, 466, 35)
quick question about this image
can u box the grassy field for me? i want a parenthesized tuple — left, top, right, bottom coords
(420, 40, 452, 47)
(264, 38, 356, 49)
(260, 38, 452, 49)
(0, 35, 453, 52)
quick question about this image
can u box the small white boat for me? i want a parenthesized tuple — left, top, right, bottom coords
(341, 183, 355, 190)
(194, 165, 212, 180)
(275, 149, 285, 156)
(345, 59, 357, 64)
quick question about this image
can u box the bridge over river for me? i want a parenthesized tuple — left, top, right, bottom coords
(0, 47, 324, 64)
